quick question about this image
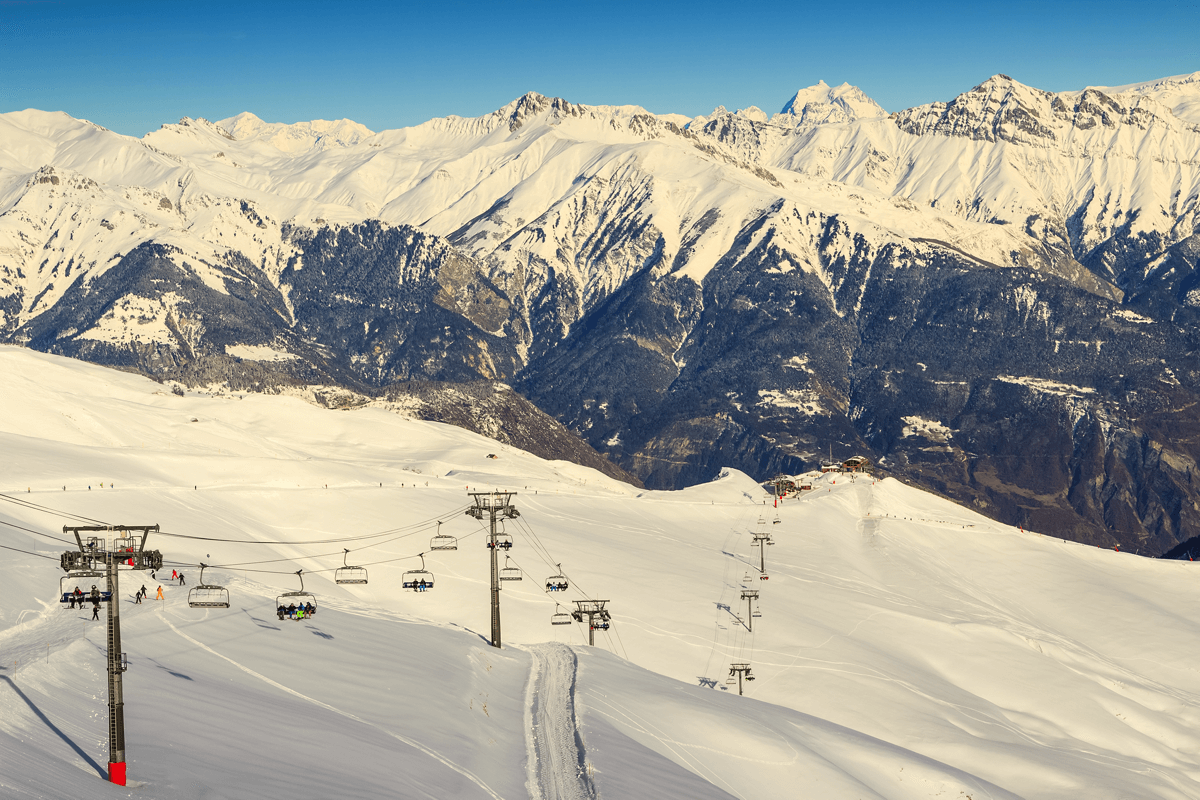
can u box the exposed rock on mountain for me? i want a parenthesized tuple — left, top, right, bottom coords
(2, 73, 1200, 552)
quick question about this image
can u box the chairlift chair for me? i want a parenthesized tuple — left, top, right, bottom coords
(487, 532, 514, 550)
(499, 557, 522, 581)
(429, 522, 457, 551)
(188, 563, 230, 609)
(402, 553, 435, 592)
(276, 570, 317, 620)
(592, 619, 610, 631)
(772, 514, 781, 525)
(545, 564, 568, 592)
(113, 535, 138, 552)
(551, 605, 572, 625)
(335, 549, 368, 585)
(60, 570, 106, 605)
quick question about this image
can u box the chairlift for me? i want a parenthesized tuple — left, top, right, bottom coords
(591, 619, 610, 631)
(113, 535, 138, 552)
(60, 571, 107, 605)
(545, 564, 568, 592)
(429, 521, 457, 551)
(402, 553, 435, 592)
(276, 570, 317, 621)
(487, 532, 514, 550)
(188, 563, 230, 609)
(499, 556, 522, 581)
(335, 549, 368, 585)
(772, 514, 781, 525)
(551, 604, 572, 625)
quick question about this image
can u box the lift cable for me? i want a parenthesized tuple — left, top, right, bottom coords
(0, 517, 77, 544)
(0, 492, 110, 525)
(154, 503, 474, 545)
(0, 542, 60, 560)
(161, 528, 487, 576)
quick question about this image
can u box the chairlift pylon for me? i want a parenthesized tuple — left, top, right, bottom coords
(335, 548, 368, 585)
(402, 553, 435, 592)
(188, 563, 230, 609)
(545, 563, 568, 592)
(499, 556, 522, 581)
(429, 520, 458, 551)
(276, 570, 317, 621)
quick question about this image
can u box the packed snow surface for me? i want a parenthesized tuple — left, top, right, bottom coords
(1, 346, 1199, 799)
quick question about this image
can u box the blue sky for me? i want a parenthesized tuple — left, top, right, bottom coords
(1, 0, 1196, 136)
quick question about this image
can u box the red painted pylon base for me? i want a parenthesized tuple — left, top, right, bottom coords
(109, 762, 126, 786)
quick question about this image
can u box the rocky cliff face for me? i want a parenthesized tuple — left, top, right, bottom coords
(2, 74, 1200, 552)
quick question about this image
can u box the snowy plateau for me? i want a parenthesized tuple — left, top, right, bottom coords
(2, 73, 1200, 559)
(2, 346, 1200, 800)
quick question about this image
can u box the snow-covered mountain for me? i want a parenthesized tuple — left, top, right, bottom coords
(1, 71, 1199, 554)
(3, 346, 1200, 799)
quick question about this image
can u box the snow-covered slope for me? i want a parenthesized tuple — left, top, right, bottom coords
(2, 348, 1199, 799)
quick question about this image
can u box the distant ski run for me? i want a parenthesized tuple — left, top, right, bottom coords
(524, 643, 595, 800)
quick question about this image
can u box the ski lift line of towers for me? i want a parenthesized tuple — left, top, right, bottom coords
(52, 493, 608, 786)
(725, 513, 775, 692)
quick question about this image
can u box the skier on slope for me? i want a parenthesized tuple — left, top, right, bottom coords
(155, 586, 164, 601)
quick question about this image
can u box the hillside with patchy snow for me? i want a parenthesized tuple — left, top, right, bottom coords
(1, 348, 1199, 799)
(1, 73, 1199, 553)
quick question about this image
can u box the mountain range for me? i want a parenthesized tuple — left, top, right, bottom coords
(2, 71, 1199, 554)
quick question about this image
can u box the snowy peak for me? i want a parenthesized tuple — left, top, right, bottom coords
(214, 111, 375, 154)
(777, 80, 887, 126)
(1088, 70, 1200, 124)
(893, 73, 1061, 144)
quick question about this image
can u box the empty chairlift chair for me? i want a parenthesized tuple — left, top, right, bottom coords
(188, 563, 230, 609)
(545, 564, 568, 592)
(402, 554, 435, 592)
(499, 556, 522, 581)
(429, 521, 457, 551)
(335, 549, 368, 585)
(276, 570, 317, 621)
(551, 604, 572, 625)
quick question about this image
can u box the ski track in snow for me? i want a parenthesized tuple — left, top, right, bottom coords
(523, 643, 594, 800)
(160, 613, 506, 800)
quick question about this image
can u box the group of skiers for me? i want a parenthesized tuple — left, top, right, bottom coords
(277, 602, 316, 620)
(65, 585, 105, 619)
(133, 585, 165, 604)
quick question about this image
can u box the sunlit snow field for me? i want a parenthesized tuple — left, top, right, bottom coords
(1, 346, 1198, 799)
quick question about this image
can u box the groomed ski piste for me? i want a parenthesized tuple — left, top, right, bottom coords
(1, 345, 1198, 799)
